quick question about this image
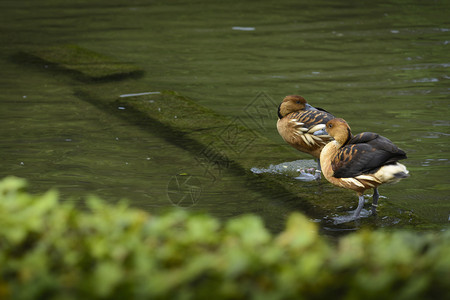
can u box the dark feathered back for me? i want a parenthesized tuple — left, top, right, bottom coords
(332, 132, 407, 178)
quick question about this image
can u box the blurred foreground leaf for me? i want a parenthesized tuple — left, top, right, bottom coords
(0, 176, 448, 300)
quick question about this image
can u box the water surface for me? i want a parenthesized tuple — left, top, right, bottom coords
(0, 0, 448, 232)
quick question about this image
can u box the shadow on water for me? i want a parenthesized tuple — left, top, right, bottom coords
(73, 89, 328, 233)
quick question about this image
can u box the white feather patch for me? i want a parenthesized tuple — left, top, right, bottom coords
(304, 134, 316, 145)
(374, 163, 409, 184)
(301, 135, 311, 146)
(290, 119, 304, 126)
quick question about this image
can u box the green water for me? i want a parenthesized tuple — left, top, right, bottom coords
(0, 0, 449, 232)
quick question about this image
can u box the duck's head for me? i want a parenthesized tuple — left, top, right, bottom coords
(324, 118, 352, 144)
(277, 95, 316, 119)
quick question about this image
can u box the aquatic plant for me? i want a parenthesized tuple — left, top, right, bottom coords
(0, 177, 448, 299)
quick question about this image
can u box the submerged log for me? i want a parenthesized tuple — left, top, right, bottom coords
(20, 44, 143, 81)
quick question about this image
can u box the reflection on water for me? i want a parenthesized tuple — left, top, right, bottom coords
(0, 0, 448, 233)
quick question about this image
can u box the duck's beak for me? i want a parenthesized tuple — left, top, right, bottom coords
(313, 128, 328, 136)
(304, 103, 317, 111)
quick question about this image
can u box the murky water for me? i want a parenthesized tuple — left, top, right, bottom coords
(0, 0, 449, 233)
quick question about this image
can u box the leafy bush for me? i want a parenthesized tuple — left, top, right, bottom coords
(0, 177, 448, 299)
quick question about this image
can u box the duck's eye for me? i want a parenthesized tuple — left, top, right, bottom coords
(328, 124, 332, 128)
(296, 101, 301, 104)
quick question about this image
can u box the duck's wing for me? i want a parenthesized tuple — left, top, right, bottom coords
(289, 111, 335, 144)
(333, 133, 407, 178)
(289, 110, 335, 131)
(277, 110, 334, 151)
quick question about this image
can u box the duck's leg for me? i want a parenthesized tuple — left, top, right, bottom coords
(371, 188, 379, 215)
(353, 195, 365, 218)
(315, 159, 322, 180)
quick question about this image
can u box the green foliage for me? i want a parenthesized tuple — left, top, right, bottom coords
(0, 177, 448, 300)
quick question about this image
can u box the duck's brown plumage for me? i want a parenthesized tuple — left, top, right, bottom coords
(331, 132, 407, 178)
(277, 95, 335, 159)
(319, 118, 409, 218)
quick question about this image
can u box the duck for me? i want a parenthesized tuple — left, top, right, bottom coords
(314, 118, 409, 218)
(277, 95, 335, 178)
